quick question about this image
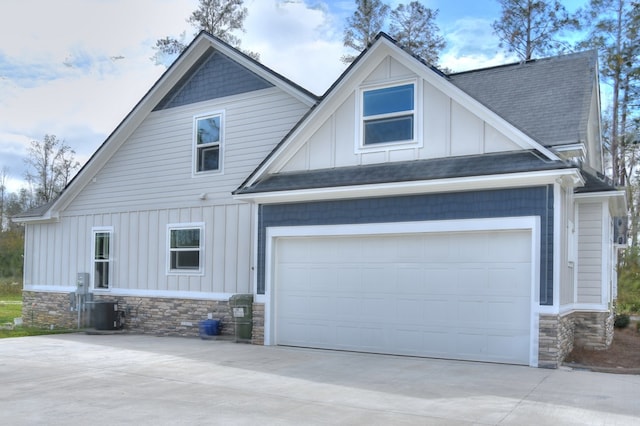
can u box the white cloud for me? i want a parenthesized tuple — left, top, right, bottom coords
(0, 0, 526, 196)
(0, 0, 197, 188)
(242, 0, 347, 95)
(439, 17, 514, 72)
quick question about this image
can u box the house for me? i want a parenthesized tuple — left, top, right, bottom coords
(15, 32, 625, 368)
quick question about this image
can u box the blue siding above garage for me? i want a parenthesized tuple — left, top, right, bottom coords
(257, 186, 554, 305)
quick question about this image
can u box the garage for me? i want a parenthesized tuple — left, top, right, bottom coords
(274, 229, 533, 365)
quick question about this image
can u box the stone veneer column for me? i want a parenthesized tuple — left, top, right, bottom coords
(252, 303, 265, 345)
(538, 313, 576, 368)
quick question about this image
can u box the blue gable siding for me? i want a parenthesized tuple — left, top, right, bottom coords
(155, 48, 273, 110)
(257, 186, 554, 305)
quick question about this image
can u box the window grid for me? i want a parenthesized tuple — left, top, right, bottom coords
(167, 224, 204, 275)
(194, 113, 223, 174)
(360, 82, 417, 147)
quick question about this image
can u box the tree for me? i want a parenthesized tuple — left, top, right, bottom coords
(389, 1, 446, 65)
(0, 167, 6, 231)
(579, 0, 640, 244)
(24, 134, 80, 206)
(493, 0, 580, 61)
(342, 0, 390, 64)
(153, 0, 256, 65)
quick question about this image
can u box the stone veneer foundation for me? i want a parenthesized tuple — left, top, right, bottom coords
(538, 310, 614, 368)
(23, 291, 266, 342)
(23, 291, 614, 368)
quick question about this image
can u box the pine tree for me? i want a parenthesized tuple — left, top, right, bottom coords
(342, 0, 390, 64)
(493, 0, 579, 61)
(389, 1, 446, 65)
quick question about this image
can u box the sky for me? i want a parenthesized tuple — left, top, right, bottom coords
(0, 0, 586, 193)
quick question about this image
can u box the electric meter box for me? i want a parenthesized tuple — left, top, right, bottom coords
(77, 273, 90, 295)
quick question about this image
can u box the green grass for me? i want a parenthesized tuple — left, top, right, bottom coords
(0, 294, 21, 323)
(0, 279, 74, 339)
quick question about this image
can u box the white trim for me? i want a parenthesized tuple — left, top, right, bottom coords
(552, 142, 586, 160)
(552, 183, 562, 311)
(530, 216, 541, 367)
(601, 202, 611, 305)
(166, 222, 206, 276)
(241, 37, 560, 189)
(22, 285, 235, 301)
(559, 304, 611, 314)
(574, 190, 627, 215)
(235, 169, 582, 204)
(23, 285, 77, 293)
(91, 226, 114, 291)
(264, 216, 540, 367)
(355, 78, 422, 152)
(192, 111, 225, 177)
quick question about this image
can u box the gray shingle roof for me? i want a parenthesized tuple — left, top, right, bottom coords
(235, 151, 570, 195)
(576, 167, 617, 193)
(449, 51, 597, 148)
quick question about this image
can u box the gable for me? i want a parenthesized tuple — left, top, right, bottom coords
(154, 48, 274, 111)
(273, 55, 525, 175)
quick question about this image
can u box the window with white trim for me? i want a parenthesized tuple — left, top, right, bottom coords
(92, 227, 113, 289)
(361, 83, 416, 146)
(194, 113, 223, 174)
(167, 223, 204, 274)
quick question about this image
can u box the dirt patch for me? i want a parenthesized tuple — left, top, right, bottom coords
(564, 322, 640, 373)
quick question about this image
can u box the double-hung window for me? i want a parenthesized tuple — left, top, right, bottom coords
(194, 113, 223, 174)
(167, 223, 204, 275)
(361, 82, 416, 147)
(92, 227, 113, 289)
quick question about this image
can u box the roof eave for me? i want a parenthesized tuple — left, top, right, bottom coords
(234, 168, 581, 204)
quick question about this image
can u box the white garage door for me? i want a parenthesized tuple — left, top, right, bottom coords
(275, 230, 532, 365)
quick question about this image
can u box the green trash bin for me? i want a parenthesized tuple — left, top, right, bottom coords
(229, 294, 253, 342)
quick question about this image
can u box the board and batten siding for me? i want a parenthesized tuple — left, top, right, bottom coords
(576, 202, 603, 304)
(24, 86, 311, 296)
(23, 204, 253, 295)
(279, 57, 521, 173)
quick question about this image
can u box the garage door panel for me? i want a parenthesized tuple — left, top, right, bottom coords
(275, 230, 532, 365)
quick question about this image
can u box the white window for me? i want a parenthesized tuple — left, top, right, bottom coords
(360, 82, 417, 147)
(194, 112, 223, 174)
(167, 223, 204, 275)
(92, 227, 113, 290)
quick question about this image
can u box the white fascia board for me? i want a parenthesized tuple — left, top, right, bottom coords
(243, 37, 560, 189)
(12, 214, 58, 224)
(246, 54, 377, 184)
(204, 35, 317, 106)
(575, 190, 627, 215)
(553, 143, 587, 160)
(384, 42, 560, 162)
(234, 169, 581, 204)
(33, 38, 214, 218)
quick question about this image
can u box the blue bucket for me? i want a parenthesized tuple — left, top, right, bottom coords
(199, 319, 220, 338)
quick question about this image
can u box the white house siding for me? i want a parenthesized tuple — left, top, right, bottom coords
(577, 202, 603, 304)
(24, 87, 310, 295)
(24, 204, 253, 295)
(559, 186, 575, 306)
(279, 57, 521, 173)
(66, 87, 307, 214)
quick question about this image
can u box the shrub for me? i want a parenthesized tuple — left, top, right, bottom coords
(0, 279, 22, 297)
(614, 313, 630, 329)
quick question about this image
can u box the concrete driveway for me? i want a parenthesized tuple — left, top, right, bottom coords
(0, 333, 638, 425)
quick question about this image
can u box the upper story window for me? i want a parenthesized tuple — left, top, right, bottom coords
(361, 83, 416, 146)
(92, 227, 113, 290)
(194, 112, 223, 174)
(167, 223, 204, 275)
